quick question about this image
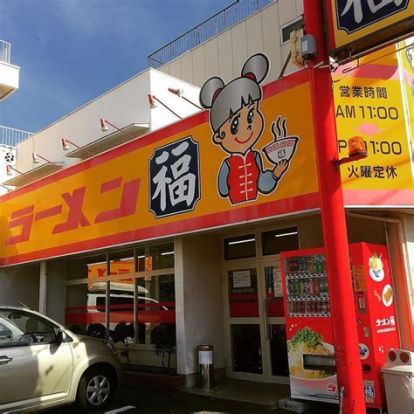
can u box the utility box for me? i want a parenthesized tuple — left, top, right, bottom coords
(198, 344, 214, 389)
(381, 349, 414, 414)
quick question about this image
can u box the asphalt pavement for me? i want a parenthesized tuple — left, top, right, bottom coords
(46, 385, 340, 414)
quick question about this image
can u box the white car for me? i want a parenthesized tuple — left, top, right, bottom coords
(0, 306, 121, 413)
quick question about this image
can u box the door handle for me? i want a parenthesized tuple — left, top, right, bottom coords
(0, 356, 13, 365)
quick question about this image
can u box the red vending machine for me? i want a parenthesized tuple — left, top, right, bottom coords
(281, 242, 400, 409)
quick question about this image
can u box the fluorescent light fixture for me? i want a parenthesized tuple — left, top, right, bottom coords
(137, 255, 145, 259)
(228, 238, 255, 246)
(161, 251, 174, 256)
(275, 231, 298, 238)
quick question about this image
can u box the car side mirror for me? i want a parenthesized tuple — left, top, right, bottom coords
(54, 329, 64, 344)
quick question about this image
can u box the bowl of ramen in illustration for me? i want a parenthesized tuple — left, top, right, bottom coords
(263, 137, 299, 165)
(369, 254, 384, 282)
(288, 328, 337, 398)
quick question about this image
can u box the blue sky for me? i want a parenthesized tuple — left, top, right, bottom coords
(0, 0, 232, 133)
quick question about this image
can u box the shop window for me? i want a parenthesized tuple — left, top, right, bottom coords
(109, 249, 135, 276)
(65, 284, 106, 338)
(281, 17, 303, 44)
(136, 274, 176, 345)
(67, 253, 107, 280)
(65, 241, 176, 365)
(261, 227, 298, 256)
(108, 280, 135, 344)
(224, 234, 256, 260)
(136, 243, 174, 271)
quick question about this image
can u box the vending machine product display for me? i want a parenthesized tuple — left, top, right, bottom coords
(281, 242, 400, 408)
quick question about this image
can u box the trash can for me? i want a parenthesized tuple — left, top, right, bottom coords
(381, 348, 414, 414)
(198, 344, 214, 389)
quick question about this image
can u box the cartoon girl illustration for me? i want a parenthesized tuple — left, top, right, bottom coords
(200, 53, 290, 205)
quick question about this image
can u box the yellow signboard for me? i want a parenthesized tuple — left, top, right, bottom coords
(326, 0, 414, 60)
(333, 45, 414, 200)
(0, 70, 319, 266)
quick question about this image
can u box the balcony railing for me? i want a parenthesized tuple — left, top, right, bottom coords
(148, 0, 274, 68)
(0, 125, 32, 147)
(0, 41, 11, 64)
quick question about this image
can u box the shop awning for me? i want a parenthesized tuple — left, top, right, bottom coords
(3, 162, 63, 187)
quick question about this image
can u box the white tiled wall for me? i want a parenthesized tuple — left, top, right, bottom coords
(159, 0, 304, 85)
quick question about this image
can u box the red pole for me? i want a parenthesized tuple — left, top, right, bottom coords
(303, 1, 365, 412)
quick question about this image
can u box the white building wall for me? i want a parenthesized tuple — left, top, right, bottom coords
(159, 0, 303, 86)
(175, 235, 224, 384)
(148, 70, 201, 132)
(15, 69, 201, 174)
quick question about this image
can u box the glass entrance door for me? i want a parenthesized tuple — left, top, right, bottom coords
(225, 259, 289, 383)
(263, 262, 289, 379)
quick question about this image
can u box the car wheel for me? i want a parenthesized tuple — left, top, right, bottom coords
(76, 366, 114, 411)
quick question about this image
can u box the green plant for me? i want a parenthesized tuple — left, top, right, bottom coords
(151, 323, 176, 371)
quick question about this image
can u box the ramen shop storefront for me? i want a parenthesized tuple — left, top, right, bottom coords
(0, 66, 413, 384)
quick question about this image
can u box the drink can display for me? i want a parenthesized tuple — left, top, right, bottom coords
(309, 278, 314, 295)
(304, 279, 310, 295)
(307, 257, 313, 273)
(317, 257, 323, 273)
(303, 257, 308, 272)
(320, 257, 326, 273)
(295, 279, 301, 296)
(314, 278, 320, 295)
(299, 279, 305, 295)
(316, 300, 323, 314)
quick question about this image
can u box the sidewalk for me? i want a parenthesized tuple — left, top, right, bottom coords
(185, 379, 290, 408)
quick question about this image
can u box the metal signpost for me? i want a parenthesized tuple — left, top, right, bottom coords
(304, 0, 414, 412)
(304, 1, 365, 412)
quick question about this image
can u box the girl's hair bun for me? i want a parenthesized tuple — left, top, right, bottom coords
(199, 76, 225, 109)
(242, 53, 269, 84)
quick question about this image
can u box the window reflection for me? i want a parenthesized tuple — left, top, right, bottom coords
(65, 243, 176, 357)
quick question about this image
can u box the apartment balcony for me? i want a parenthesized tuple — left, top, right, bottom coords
(0, 40, 20, 100)
(0, 126, 32, 190)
